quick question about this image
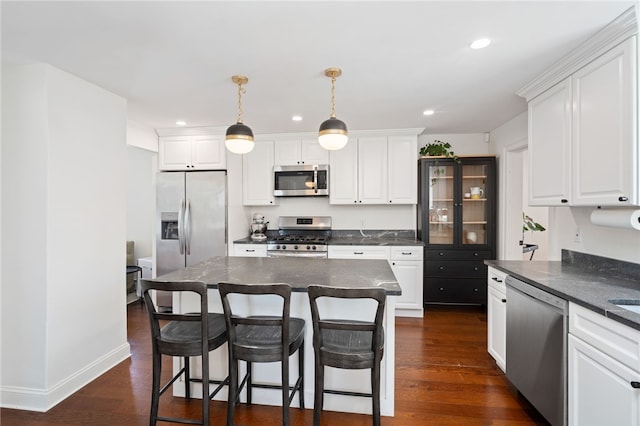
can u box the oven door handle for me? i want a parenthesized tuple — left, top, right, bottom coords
(267, 251, 327, 259)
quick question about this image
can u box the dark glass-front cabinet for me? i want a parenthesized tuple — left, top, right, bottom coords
(417, 156, 496, 305)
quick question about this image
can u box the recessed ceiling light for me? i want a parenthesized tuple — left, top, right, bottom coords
(292, 115, 303, 122)
(423, 109, 435, 116)
(470, 38, 491, 49)
(176, 120, 187, 126)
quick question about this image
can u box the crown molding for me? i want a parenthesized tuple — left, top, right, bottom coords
(517, 6, 637, 101)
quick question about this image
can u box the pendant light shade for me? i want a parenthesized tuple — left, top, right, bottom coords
(318, 68, 348, 150)
(225, 75, 254, 154)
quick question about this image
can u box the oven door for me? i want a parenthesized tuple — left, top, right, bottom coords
(267, 251, 328, 259)
(274, 165, 329, 197)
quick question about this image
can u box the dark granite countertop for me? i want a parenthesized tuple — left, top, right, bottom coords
(151, 256, 402, 295)
(233, 229, 424, 247)
(486, 251, 640, 331)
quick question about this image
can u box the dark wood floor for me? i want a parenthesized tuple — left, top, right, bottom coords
(1, 303, 548, 425)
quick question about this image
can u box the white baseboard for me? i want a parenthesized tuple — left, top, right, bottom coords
(0, 342, 131, 412)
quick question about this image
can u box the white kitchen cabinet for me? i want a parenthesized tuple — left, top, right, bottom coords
(520, 18, 638, 207)
(159, 135, 226, 171)
(572, 37, 637, 206)
(487, 267, 507, 371)
(389, 247, 423, 317)
(328, 245, 423, 318)
(274, 137, 329, 165)
(387, 136, 418, 204)
(329, 140, 359, 204)
(328, 245, 390, 259)
(568, 302, 640, 425)
(232, 243, 267, 257)
(528, 78, 572, 206)
(329, 134, 417, 205)
(243, 139, 278, 206)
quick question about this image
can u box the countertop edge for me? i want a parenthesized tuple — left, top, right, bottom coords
(486, 260, 640, 331)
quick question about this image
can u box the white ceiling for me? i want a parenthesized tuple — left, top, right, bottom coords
(2, 1, 636, 135)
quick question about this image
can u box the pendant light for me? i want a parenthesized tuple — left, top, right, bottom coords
(318, 67, 348, 150)
(225, 75, 254, 154)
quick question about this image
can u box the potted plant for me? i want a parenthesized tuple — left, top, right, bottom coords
(419, 139, 460, 163)
(521, 212, 546, 259)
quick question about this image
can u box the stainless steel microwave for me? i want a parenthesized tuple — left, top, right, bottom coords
(274, 164, 329, 197)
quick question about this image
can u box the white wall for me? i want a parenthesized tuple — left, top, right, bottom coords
(126, 146, 157, 260)
(1, 64, 131, 411)
(419, 133, 490, 156)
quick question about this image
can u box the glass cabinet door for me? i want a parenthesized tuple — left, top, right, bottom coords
(461, 163, 489, 246)
(428, 164, 455, 245)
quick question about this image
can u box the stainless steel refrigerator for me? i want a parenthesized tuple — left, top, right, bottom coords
(156, 171, 227, 309)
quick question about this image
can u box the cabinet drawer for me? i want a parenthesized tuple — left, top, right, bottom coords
(425, 249, 493, 261)
(328, 245, 390, 259)
(487, 266, 507, 292)
(570, 302, 640, 371)
(425, 261, 487, 278)
(233, 244, 267, 257)
(425, 278, 487, 304)
(390, 247, 423, 261)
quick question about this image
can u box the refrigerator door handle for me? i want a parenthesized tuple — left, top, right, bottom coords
(178, 198, 185, 255)
(184, 198, 192, 255)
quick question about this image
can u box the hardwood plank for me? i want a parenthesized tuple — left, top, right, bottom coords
(0, 303, 549, 425)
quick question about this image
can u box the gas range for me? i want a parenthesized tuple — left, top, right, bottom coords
(266, 216, 332, 257)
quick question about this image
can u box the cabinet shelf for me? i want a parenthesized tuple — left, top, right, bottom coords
(462, 175, 487, 179)
(463, 221, 488, 225)
(463, 198, 486, 202)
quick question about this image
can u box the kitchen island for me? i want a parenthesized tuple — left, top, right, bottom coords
(151, 256, 401, 416)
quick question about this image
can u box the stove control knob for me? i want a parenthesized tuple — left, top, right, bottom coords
(312, 245, 317, 250)
(281, 245, 286, 250)
(294, 245, 299, 250)
(276, 245, 281, 250)
(306, 245, 311, 250)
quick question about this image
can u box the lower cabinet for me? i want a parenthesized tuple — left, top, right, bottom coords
(568, 302, 640, 425)
(232, 243, 267, 257)
(486, 267, 507, 371)
(328, 245, 424, 317)
(424, 250, 490, 305)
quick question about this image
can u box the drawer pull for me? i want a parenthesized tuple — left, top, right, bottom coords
(439, 266, 444, 270)
(401, 252, 412, 255)
(473, 266, 479, 271)
(246, 249, 255, 252)
(491, 277, 503, 283)
(501, 298, 507, 303)
(619, 196, 629, 202)
(561, 199, 568, 203)
(473, 252, 479, 257)
(354, 251, 364, 255)
(631, 381, 640, 389)
(439, 287, 444, 291)
(439, 252, 445, 256)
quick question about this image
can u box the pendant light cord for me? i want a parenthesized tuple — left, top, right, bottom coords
(236, 82, 245, 124)
(330, 75, 337, 118)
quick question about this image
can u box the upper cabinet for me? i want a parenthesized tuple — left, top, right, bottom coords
(274, 137, 329, 165)
(159, 135, 226, 171)
(518, 8, 638, 206)
(243, 139, 278, 206)
(329, 133, 418, 205)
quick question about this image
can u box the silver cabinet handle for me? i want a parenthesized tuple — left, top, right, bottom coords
(178, 198, 185, 255)
(184, 199, 192, 255)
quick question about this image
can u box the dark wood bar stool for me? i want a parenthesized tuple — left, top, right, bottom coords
(307, 285, 386, 426)
(140, 280, 228, 426)
(218, 282, 305, 426)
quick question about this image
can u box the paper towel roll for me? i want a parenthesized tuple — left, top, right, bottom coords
(590, 209, 640, 230)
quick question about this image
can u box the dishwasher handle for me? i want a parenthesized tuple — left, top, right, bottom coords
(506, 275, 567, 313)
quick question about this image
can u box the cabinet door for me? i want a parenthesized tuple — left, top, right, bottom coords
(487, 283, 507, 371)
(243, 140, 278, 206)
(329, 139, 359, 204)
(358, 137, 388, 204)
(274, 138, 302, 165)
(461, 161, 493, 247)
(572, 37, 637, 206)
(390, 260, 422, 315)
(388, 135, 417, 204)
(159, 136, 192, 170)
(424, 162, 456, 245)
(528, 78, 572, 205)
(568, 335, 640, 426)
(300, 138, 329, 165)
(191, 136, 225, 170)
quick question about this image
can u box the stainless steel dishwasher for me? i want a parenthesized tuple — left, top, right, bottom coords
(506, 275, 568, 426)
